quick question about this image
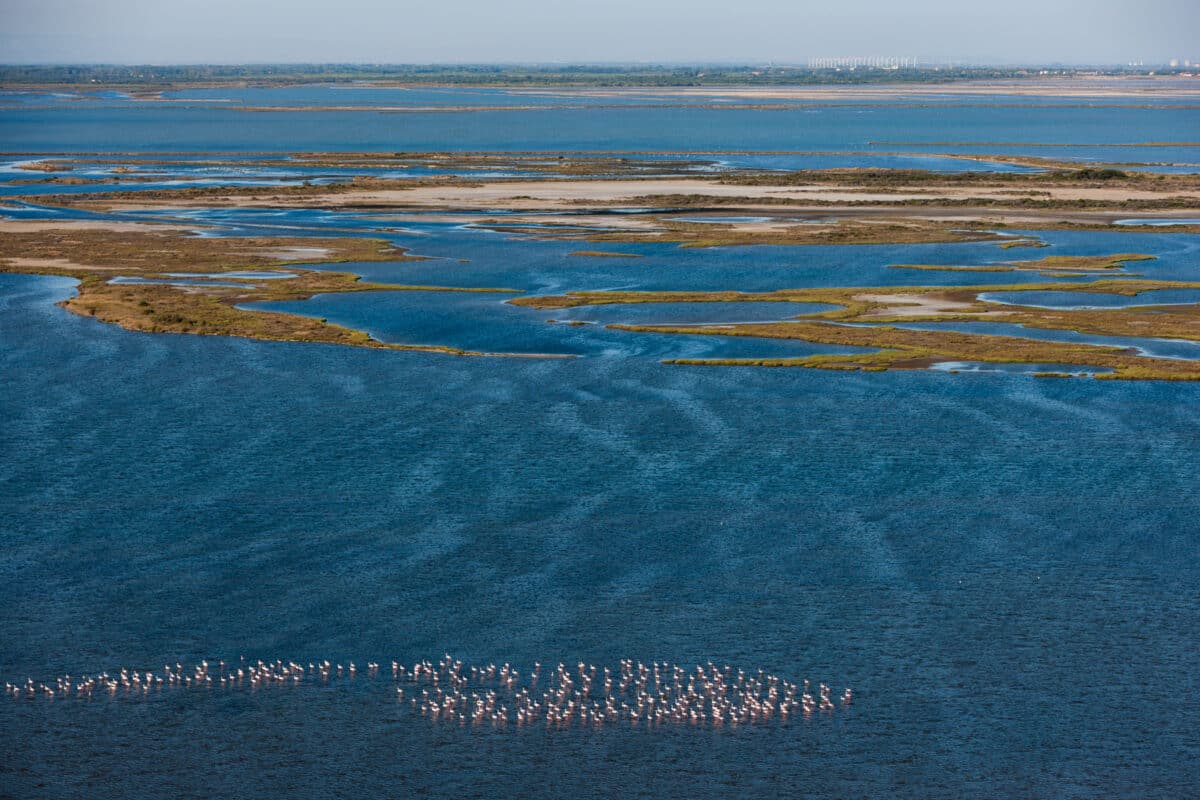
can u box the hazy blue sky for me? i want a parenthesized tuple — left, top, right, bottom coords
(1, 0, 1197, 65)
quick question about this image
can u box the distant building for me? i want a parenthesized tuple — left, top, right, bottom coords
(807, 56, 917, 70)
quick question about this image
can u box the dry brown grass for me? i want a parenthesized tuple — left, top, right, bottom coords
(556, 218, 1009, 248)
(511, 273, 1200, 379)
(0, 227, 526, 355)
(627, 321, 1200, 380)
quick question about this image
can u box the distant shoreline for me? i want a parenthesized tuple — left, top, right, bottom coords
(2, 65, 1199, 92)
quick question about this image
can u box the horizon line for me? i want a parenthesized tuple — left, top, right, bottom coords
(0, 61, 1191, 69)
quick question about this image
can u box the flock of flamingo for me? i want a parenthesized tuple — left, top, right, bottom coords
(6, 655, 852, 729)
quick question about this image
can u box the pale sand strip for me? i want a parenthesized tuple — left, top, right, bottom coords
(0, 219, 196, 233)
(855, 293, 995, 319)
(80, 178, 1195, 211)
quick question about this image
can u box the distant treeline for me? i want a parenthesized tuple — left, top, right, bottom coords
(0, 64, 1186, 88)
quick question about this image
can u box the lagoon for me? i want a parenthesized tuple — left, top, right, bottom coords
(3, 84, 1200, 799)
(3, 264, 1200, 798)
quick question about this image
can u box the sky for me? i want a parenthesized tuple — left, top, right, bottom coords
(1, 0, 1197, 65)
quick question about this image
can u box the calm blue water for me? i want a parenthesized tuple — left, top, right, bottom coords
(4, 259, 1200, 798)
(641, 152, 1039, 173)
(0, 151, 1041, 198)
(9, 84, 1200, 108)
(3, 98, 1198, 157)
(3, 89, 1200, 799)
(980, 288, 1200, 309)
(108, 276, 251, 288)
